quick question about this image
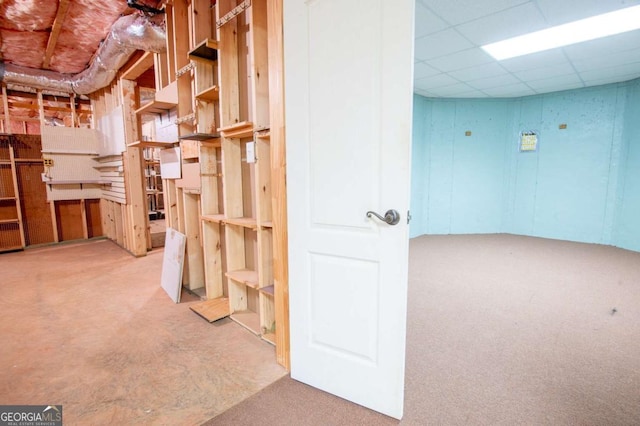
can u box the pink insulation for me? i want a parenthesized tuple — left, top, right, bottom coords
(50, 0, 129, 73)
(0, 29, 49, 69)
(0, 0, 57, 31)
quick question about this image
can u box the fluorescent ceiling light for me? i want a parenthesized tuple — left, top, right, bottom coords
(482, 5, 640, 60)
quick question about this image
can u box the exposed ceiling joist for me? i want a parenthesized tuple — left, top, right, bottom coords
(42, 0, 72, 70)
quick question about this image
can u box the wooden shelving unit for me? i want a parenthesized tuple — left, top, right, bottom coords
(0, 146, 25, 252)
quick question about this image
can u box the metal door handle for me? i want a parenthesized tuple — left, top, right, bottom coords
(366, 209, 400, 225)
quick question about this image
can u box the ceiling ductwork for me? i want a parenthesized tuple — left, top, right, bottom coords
(0, 13, 166, 95)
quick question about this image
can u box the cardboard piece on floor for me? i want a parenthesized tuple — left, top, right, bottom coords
(161, 228, 186, 303)
(190, 297, 231, 322)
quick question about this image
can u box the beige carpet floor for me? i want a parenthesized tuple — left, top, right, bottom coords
(208, 234, 640, 425)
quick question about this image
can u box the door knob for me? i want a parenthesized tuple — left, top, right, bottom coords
(366, 209, 400, 225)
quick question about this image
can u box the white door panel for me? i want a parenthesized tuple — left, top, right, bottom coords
(284, 0, 414, 419)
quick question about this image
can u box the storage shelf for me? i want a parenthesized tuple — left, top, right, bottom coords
(179, 133, 220, 141)
(128, 140, 178, 148)
(230, 310, 260, 335)
(262, 333, 276, 345)
(14, 158, 44, 163)
(255, 130, 270, 139)
(195, 85, 220, 101)
(260, 285, 275, 296)
(201, 214, 225, 223)
(41, 149, 98, 155)
(188, 38, 219, 61)
(0, 197, 16, 201)
(0, 219, 19, 224)
(260, 221, 273, 228)
(135, 99, 177, 115)
(218, 121, 254, 138)
(42, 179, 112, 185)
(224, 217, 257, 229)
(226, 269, 259, 288)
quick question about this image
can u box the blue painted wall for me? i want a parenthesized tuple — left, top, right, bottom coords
(614, 79, 640, 252)
(410, 79, 640, 252)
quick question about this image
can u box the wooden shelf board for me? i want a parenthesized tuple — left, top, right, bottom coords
(190, 297, 230, 323)
(262, 333, 276, 345)
(201, 214, 225, 223)
(0, 219, 19, 224)
(43, 180, 112, 185)
(0, 160, 11, 165)
(224, 217, 257, 229)
(255, 130, 271, 139)
(0, 197, 16, 201)
(230, 310, 260, 335)
(188, 38, 219, 61)
(128, 140, 178, 148)
(195, 85, 220, 101)
(179, 133, 220, 141)
(121, 51, 154, 80)
(260, 285, 275, 296)
(14, 158, 43, 163)
(218, 121, 254, 138)
(260, 221, 273, 228)
(41, 149, 98, 155)
(135, 99, 177, 115)
(95, 154, 123, 161)
(226, 269, 259, 288)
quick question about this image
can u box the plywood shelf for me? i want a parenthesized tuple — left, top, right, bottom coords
(260, 221, 273, 228)
(189, 38, 219, 61)
(262, 333, 276, 345)
(179, 133, 220, 141)
(0, 197, 16, 201)
(135, 99, 177, 115)
(224, 217, 257, 229)
(218, 121, 254, 138)
(121, 51, 154, 81)
(255, 130, 270, 139)
(195, 85, 220, 101)
(226, 269, 259, 288)
(0, 219, 19, 224)
(128, 140, 178, 148)
(42, 179, 112, 185)
(230, 310, 260, 335)
(201, 214, 225, 223)
(260, 285, 275, 296)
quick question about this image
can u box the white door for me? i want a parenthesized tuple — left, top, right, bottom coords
(284, 0, 414, 419)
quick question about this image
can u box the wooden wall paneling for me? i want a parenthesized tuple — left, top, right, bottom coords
(249, 0, 270, 129)
(16, 161, 55, 245)
(55, 200, 84, 241)
(267, 0, 290, 369)
(183, 191, 204, 290)
(200, 144, 224, 298)
(85, 199, 102, 238)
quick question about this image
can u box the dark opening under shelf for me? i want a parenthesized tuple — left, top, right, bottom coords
(189, 39, 219, 61)
(179, 133, 221, 141)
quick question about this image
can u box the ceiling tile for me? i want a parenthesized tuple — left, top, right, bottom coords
(415, 1, 449, 38)
(427, 83, 478, 97)
(482, 83, 536, 97)
(499, 49, 569, 73)
(513, 64, 577, 81)
(535, 0, 640, 26)
(570, 48, 640, 73)
(455, 2, 547, 46)
(422, 0, 530, 26)
(448, 62, 509, 81)
(466, 73, 520, 90)
(427, 48, 494, 72)
(563, 31, 640, 61)
(414, 61, 442, 79)
(525, 74, 584, 91)
(580, 63, 640, 82)
(414, 28, 474, 61)
(414, 73, 461, 90)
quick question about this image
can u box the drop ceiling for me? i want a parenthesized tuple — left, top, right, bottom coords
(414, 0, 640, 98)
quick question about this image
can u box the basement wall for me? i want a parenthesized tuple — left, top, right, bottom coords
(410, 78, 640, 252)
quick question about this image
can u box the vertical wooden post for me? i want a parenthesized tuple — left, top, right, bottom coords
(2, 85, 11, 133)
(9, 147, 26, 248)
(70, 94, 77, 128)
(268, 0, 290, 369)
(80, 199, 89, 239)
(120, 79, 148, 256)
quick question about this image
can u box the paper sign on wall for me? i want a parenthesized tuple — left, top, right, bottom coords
(520, 131, 538, 152)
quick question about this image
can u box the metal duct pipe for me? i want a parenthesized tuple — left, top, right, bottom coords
(0, 13, 165, 95)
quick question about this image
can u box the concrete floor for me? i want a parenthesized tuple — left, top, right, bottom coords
(0, 239, 287, 425)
